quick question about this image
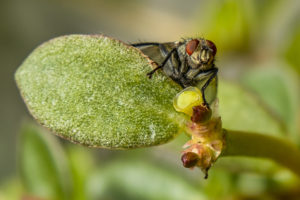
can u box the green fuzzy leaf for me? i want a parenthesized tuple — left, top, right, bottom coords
(15, 35, 184, 149)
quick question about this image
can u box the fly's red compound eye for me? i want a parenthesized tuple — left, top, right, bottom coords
(206, 40, 217, 56)
(186, 39, 199, 56)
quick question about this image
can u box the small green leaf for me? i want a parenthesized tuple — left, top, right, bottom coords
(241, 66, 300, 138)
(285, 27, 300, 74)
(86, 160, 207, 200)
(15, 35, 184, 149)
(19, 122, 72, 200)
(219, 80, 284, 136)
(66, 146, 95, 200)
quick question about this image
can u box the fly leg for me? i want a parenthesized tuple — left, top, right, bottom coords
(146, 48, 178, 78)
(131, 42, 162, 78)
(195, 67, 218, 107)
(131, 42, 180, 79)
(131, 42, 160, 47)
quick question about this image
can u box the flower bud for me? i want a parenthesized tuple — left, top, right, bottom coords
(173, 87, 203, 116)
(191, 105, 212, 123)
(181, 152, 199, 168)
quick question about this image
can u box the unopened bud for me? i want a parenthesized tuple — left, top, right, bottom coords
(173, 87, 203, 116)
(191, 104, 212, 123)
(181, 152, 199, 168)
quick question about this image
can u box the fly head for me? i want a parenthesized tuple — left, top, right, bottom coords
(184, 38, 217, 70)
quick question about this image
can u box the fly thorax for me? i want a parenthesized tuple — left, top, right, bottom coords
(186, 68, 202, 80)
(200, 63, 214, 71)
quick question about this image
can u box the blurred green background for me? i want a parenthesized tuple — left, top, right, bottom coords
(1, 0, 300, 199)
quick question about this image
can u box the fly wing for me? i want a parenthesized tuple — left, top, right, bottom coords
(158, 42, 180, 78)
(136, 45, 165, 64)
(134, 42, 177, 65)
(133, 42, 181, 85)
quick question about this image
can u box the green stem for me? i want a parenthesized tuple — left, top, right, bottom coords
(222, 129, 300, 177)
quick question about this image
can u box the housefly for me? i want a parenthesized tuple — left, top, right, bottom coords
(132, 38, 218, 107)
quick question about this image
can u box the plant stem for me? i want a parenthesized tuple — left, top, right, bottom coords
(222, 129, 300, 177)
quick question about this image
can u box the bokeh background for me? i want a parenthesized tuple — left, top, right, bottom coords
(1, 0, 300, 199)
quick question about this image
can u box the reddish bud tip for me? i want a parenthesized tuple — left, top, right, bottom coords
(191, 105, 212, 123)
(181, 152, 199, 168)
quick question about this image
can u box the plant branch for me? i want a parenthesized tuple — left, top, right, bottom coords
(222, 129, 300, 177)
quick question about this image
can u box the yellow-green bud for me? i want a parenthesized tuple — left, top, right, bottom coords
(173, 87, 203, 116)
